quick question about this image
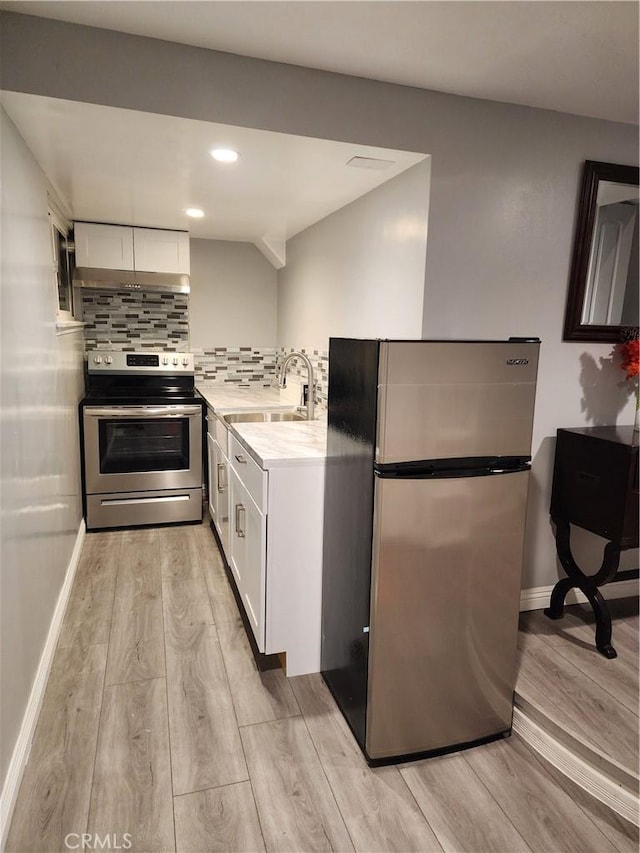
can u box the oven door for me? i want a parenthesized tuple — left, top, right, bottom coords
(83, 405, 202, 494)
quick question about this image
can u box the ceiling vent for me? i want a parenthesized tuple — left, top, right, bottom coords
(346, 156, 396, 170)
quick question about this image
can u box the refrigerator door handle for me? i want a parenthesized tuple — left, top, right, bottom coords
(375, 457, 531, 480)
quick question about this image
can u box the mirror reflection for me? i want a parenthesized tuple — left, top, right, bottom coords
(563, 160, 639, 343)
(582, 180, 639, 326)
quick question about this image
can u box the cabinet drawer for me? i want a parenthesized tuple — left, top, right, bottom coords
(206, 410, 230, 453)
(206, 408, 216, 437)
(229, 434, 267, 511)
(215, 414, 229, 452)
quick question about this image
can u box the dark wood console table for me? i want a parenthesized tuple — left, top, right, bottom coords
(546, 426, 639, 658)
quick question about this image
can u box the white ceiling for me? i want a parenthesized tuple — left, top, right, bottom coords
(1, 0, 638, 125)
(1, 1, 636, 255)
(0, 92, 425, 244)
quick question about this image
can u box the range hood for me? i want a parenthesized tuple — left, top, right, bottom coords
(73, 267, 190, 294)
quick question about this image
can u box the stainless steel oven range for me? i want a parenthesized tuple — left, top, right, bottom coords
(80, 351, 204, 530)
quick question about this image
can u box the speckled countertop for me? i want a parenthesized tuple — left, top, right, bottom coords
(196, 383, 295, 413)
(197, 383, 327, 469)
(232, 419, 327, 468)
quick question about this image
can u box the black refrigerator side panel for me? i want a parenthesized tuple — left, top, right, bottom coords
(321, 338, 379, 750)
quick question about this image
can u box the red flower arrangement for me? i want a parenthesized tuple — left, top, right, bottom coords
(612, 329, 639, 427)
(619, 338, 640, 380)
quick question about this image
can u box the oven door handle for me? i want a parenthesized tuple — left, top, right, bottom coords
(83, 405, 202, 418)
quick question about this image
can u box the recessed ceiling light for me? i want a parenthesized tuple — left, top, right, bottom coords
(185, 208, 205, 218)
(210, 148, 239, 163)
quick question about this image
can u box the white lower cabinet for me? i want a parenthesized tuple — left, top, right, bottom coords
(227, 432, 325, 676)
(206, 432, 217, 521)
(229, 466, 267, 648)
(205, 407, 325, 676)
(228, 467, 245, 587)
(263, 463, 325, 676)
(216, 445, 230, 558)
(206, 412, 230, 558)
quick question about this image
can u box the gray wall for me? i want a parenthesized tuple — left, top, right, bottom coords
(0, 108, 85, 787)
(190, 238, 278, 349)
(416, 110, 639, 591)
(278, 160, 430, 350)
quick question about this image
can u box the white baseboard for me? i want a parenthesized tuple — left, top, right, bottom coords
(520, 578, 639, 612)
(0, 520, 86, 848)
(513, 706, 639, 826)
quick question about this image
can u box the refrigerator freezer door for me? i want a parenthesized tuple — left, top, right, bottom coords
(365, 469, 529, 760)
(376, 341, 539, 464)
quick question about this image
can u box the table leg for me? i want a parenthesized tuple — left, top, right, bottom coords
(544, 576, 573, 620)
(544, 520, 621, 658)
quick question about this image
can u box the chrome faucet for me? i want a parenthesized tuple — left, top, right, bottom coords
(278, 351, 315, 421)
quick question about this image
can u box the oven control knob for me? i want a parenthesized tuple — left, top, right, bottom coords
(162, 356, 169, 365)
(93, 355, 102, 364)
(182, 357, 190, 366)
(172, 356, 179, 366)
(104, 356, 113, 365)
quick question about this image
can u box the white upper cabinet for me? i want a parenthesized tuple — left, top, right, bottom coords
(133, 227, 190, 274)
(74, 222, 190, 274)
(74, 222, 134, 270)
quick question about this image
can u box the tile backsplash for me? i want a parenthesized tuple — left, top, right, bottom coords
(195, 347, 328, 405)
(277, 347, 329, 409)
(80, 290, 328, 405)
(81, 290, 189, 351)
(193, 347, 277, 385)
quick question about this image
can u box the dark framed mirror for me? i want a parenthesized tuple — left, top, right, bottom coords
(563, 160, 639, 342)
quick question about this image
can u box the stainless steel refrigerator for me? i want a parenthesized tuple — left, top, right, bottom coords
(321, 338, 540, 763)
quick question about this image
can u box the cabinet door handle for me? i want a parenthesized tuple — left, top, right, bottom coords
(235, 454, 247, 464)
(235, 503, 246, 538)
(217, 463, 227, 492)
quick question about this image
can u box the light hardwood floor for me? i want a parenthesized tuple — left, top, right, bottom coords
(517, 601, 639, 778)
(6, 517, 639, 852)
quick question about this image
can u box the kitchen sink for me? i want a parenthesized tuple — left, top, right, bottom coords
(223, 410, 307, 424)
